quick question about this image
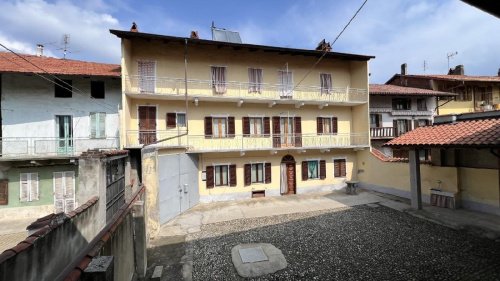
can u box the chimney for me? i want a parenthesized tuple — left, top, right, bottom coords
(130, 22, 138, 32)
(448, 65, 464, 75)
(315, 39, 332, 52)
(401, 63, 407, 76)
(497, 68, 500, 76)
(190, 31, 199, 39)
(36, 44, 44, 57)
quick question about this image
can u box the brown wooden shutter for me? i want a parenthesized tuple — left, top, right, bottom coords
(263, 117, 270, 137)
(340, 159, 346, 177)
(319, 160, 326, 180)
(265, 163, 271, 184)
(229, 164, 237, 187)
(406, 120, 412, 132)
(166, 113, 176, 128)
(301, 161, 308, 181)
(244, 164, 251, 186)
(334, 160, 340, 177)
(393, 120, 398, 137)
(294, 117, 302, 147)
(272, 116, 280, 148)
(206, 166, 214, 189)
(413, 120, 419, 130)
(332, 117, 338, 134)
(228, 117, 235, 138)
(204, 117, 212, 138)
(242, 117, 250, 136)
(0, 180, 8, 205)
(317, 117, 323, 134)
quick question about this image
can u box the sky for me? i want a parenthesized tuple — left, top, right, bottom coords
(0, 0, 499, 83)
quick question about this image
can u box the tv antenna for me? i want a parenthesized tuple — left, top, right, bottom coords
(447, 51, 458, 70)
(423, 60, 428, 73)
(57, 34, 79, 59)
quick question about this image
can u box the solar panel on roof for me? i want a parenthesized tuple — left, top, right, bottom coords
(212, 29, 242, 43)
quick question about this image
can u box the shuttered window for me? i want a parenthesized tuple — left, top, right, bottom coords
(167, 112, 186, 128)
(251, 163, 264, 183)
(207, 116, 235, 138)
(301, 160, 326, 180)
(0, 180, 8, 205)
(90, 112, 106, 139)
(245, 163, 272, 186)
(53, 171, 76, 213)
(334, 159, 347, 178)
(317, 117, 338, 134)
(209, 164, 236, 187)
(20, 173, 39, 202)
(243, 117, 265, 137)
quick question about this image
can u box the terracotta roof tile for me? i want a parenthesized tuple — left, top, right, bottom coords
(370, 84, 455, 96)
(386, 117, 500, 147)
(389, 74, 500, 83)
(0, 52, 120, 77)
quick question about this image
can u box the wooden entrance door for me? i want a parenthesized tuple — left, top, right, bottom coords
(286, 163, 296, 194)
(280, 155, 296, 195)
(138, 106, 157, 145)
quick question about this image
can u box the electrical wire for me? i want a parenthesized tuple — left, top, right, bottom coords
(292, 0, 369, 92)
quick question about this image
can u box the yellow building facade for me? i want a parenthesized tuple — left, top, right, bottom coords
(112, 29, 373, 203)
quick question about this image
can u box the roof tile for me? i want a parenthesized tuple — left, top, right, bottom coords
(370, 84, 455, 96)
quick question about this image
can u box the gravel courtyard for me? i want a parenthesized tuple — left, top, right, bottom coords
(188, 204, 500, 281)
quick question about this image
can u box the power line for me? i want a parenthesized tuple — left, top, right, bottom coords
(292, 0, 369, 92)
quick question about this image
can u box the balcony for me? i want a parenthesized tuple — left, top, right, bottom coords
(125, 130, 369, 152)
(124, 76, 368, 105)
(370, 127, 395, 139)
(0, 137, 119, 159)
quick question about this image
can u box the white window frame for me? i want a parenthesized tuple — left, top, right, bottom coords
(320, 73, 333, 94)
(250, 162, 265, 184)
(90, 112, 106, 139)
(213, 164, 230, 187)
(333, 157, 347, 178)
(20, 172, 39, 202)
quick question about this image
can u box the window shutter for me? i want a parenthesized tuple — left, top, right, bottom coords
(319, 160, 326, 180)
(265, 163, 271, 184)
(98, 113, 106, 138)
(30, 173, 39, 201)
(204, 117, 213, 138)
(90, 112, 96, 138)
(294, 117, 302, 147)
(334, 160, 340, 177)
(206, 166, 214, 189)
(244, 164, 251, 186)
(242, 117, 250, 136)
(393, 120, 398, 137)
(407, 120, 412, 132)
(53, 172, 64, 213)
(340, 160, 346, 177)
(263, 117, 270, 136)
(414, 120, 419, 129)
(272, 116, 280, 148)
(301, 161, 308, 181)
(0, 180, 8, 205)
(332, 117, 338, 134)
(229, 164, 237, 187)
(20, 173, 29, 202)
(228, 117, 235, 138)
(166, 113, 176, 128)
(64, 171, 75, 212)
(317, 117, 323, 134)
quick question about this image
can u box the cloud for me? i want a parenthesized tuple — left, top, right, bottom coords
(0, 0, 122, 63)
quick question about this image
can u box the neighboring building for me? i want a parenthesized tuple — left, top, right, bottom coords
(0, 52, 121, 217)
(384, 110, 500, 215)
(110, 28, 373, 223)
(387, 64, 500, 115)
(369, 84, 456, 159)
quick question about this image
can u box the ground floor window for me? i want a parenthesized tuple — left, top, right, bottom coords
(214, 165, 229, 186)
(251, 163, 264, 183)
(333, 159, 346, 178)
(20, 173, 39, 202)
(206, 164, 237, 188)
(302, 160, 326, 180)
(244, 162, 271, 186)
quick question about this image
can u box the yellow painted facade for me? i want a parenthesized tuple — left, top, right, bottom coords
(436, 83, 500, 115)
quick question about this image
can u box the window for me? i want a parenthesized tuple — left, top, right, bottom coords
(54, 79, 72, 98)
(205, 116, 235, 138)
(211, 66, 227, 94)
(0, 180, 8, 205)
(320, 73, 332, 94)
(417, 99, 427, 111)
(90, 112, 106, 138)
(474, 86, 493, 105)
(316, 117, 338, 134)
(244, 163, 271, 186)
(415, 119, 430, 128)
(212, 117, 228, 138)
(370, 114, 382, 128)
(248, 68, 263, 93)
(302, 160, 326, 180)
(138, 60, 156, 93)
(392, 98, 411, 110)
(278, 70, 293, 98)
(454, 86, 472, 101)
(394, 119, 411, 137)
(20, 173, 39, 202)
(53, 171, 75, 213)
(91, 81, 105, 99)
(214, 165, 229, 186)
(249, 117, 263, 136)
(251, 163, 264, 183)
(333, 159, 346, 178)
(205, 164, 237, 188)
(167, 112, 186, 128)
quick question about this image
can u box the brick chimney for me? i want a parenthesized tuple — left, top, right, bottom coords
(498, 68, 500, 76)
(448, 65, 464, 75)
(401, 63, 407, 76)
(315, 39, 332, 52)
(130, 22, 138, 32)
(190, 31, 199, 39)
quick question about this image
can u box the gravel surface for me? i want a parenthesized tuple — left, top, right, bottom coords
(189, 205, 500, 281)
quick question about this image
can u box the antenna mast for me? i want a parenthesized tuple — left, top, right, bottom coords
(446, 51, 458, 70)
(61, 34, 70, 59)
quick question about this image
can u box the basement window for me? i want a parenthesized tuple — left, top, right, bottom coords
(54, 79, 72, 98)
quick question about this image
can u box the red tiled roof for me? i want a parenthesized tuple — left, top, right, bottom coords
(370, 84, 456, 96)
(388, 74, 500, 83)
(0, 52, 120, 77)
(385, 118, 500, 148)
(370, 148, 408, 162)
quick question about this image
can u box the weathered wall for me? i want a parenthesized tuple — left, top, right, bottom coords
(459, 167, 500, 215)
(142, 148, 159, 239)
(77, 156, 107, 231)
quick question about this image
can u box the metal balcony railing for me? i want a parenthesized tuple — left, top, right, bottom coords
(0, 137, 119, 158)
(125, 130, 369, 151)
(124, 76, 368, 103)
(370, 127, 395, 139)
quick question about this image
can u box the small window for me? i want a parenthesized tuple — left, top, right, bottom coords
(370, 114, 382, 128)
(320, 73, 332, 94)
(248, 68, 263, 93)
(392, 98, 411, 110)
(251, 163, 264, 183)
(214, 165, 229, 186)
(20, 173, 39, 202)
(91, 81, 105, 99)
(307, 161, 319, 179)
(317, 117, 338, 135)
(417, 99, 427, 111)
(211, 66, 227, 94)
(333, 159, 346, 178)
(54, 79, 72, 98)
(176, 113, 186, 127)
(90, 112, 106, 138)
(249, 117, 264, 136)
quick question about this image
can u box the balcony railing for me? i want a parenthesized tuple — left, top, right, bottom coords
(124, 76, 368, 104)
(125, 130, 369, 151)
(370, 127, 394, 139)
(370, 107, 433, 116)
(0, 137, 119, 158)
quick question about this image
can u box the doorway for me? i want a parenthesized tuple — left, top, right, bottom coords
(56, 115, 73, 155)
(53, 171, 75, 213)
(138, 106, 157, 145)
(280, 155, 296, 195)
